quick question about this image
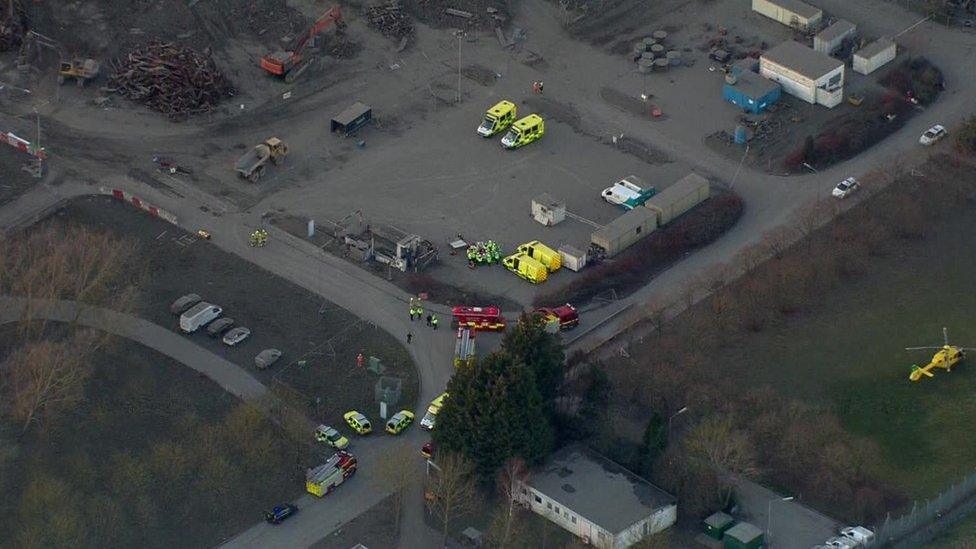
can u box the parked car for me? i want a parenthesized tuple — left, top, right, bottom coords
(343, 411, 372, 435)
(222, 327, 251, 346)
(840, 526, 875, 546)
(207, 317, 235, 338)
(264, 503, 298, 525)
(385, 410, 415, 435)
(825, 536, 859, 549)
(255, 348, 282, 369)
(832, 177, 860, 199)
(170, 293, 201, 315)
(314, 424, 349, 449)
(919, 124, 947, 145)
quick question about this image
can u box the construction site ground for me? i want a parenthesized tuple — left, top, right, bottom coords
(0, 324, 306, 548)
(46, 196, 418, 426)
(3, 0, 956, 308)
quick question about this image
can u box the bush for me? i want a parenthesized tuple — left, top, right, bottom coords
(879, 57, 944, 106)
(956, 116, 976, 154)
(533, 191, 744, 307)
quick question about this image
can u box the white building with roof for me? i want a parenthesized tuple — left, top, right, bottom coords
(814, 19, 857, 55)
(760, 40, 845, 107)
(752, 0, 823, 31)
(854, 37, 897, 75)
(514, 444, 676, 548)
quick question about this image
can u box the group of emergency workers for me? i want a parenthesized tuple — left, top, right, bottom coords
(408, 297, 438, 329)
(249, 229, 269, 247)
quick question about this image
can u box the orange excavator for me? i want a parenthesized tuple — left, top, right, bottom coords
(260, 5, 344, 83)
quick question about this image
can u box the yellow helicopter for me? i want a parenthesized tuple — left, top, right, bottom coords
(906, 327, 974, 382)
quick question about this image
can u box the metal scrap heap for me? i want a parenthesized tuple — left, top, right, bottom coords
(107, 41, 234, 120)
(365, 1, 414, 39)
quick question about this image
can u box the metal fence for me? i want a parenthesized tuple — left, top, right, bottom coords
(870, 470, 976, 547)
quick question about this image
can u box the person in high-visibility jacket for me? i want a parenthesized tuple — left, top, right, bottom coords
(431, 315, 439, 330)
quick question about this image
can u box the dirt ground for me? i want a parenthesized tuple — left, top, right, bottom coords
(0, 326, 309, 549)
(310, 494, 398, 549)
(44, 196, 418, 426)
(0, 0, 954, 307)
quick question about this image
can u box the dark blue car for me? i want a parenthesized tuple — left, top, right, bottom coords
(264, 503, 298, 525)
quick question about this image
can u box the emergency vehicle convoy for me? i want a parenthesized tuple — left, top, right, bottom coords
(476, 100, 545, 150)
(306, 451, 357, 497)
(452, 306, 506, 331)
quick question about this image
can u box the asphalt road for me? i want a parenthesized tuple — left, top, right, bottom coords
(0, 295, 268, 401)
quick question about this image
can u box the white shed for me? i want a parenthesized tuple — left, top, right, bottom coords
(514, 445, 677, 549)
(761, 41, 845, 108)
(752, 0, 823, 31)
(814, 19, 857, 55)
(531, 193, 566, 227)
(853, 38, 896, 75)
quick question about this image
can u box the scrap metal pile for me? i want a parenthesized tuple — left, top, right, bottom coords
(467, 240, 501, 265)
(0, 4, 24, 52)
(365, 2, 414, 39)
(106, 41, 234, 120)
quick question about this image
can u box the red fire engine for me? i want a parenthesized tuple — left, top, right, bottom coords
(451, 306, 506, 331)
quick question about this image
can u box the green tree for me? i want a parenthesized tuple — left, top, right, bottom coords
(502, 314, 565, 404)
(637, 412, 666, 477)
(435, 352, 554, 481)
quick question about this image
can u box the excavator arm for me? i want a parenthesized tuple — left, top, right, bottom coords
(260, 5, 342, 79)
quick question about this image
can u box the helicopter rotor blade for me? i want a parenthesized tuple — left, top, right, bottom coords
(944, 327, 949, 347)
(905, 346, 941, 351)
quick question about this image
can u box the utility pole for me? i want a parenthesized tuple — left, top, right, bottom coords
(454, 29, 465, 103)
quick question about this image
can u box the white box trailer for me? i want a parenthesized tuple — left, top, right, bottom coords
(558, 244, 587, 272)
(643, 173, 710, 226)
(180, 302, 222, 333)
(591, 208, 657, 258)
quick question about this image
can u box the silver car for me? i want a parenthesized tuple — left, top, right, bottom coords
(222, 327, 251, 346)
(255, 349, 282, 369)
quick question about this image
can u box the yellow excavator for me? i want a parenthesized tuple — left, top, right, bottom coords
(906, 327, 974, 382)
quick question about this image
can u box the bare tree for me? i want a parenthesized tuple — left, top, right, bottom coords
(490, 457, 528, 548)
(685, 416, 759, 479)
(425, 452, 477, 548)
(373, 440, 414, 532)
(3, 331, 98, 433)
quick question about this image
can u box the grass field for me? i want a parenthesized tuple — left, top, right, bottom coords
(0, 328, 309, 548)
(712, 205, 976, 500)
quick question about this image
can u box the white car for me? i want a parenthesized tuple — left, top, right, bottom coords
(840, 526, 875, 546)
(222, 327, 251, 346)
(832, 177, 859, 199)
(919, 124, 947, 145)
(825, 536, 859, 549)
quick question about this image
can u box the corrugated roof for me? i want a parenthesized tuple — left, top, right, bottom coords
(526, 444, 675, 533)
(856, 37, 895, 60)
(815, 19, 856, 42)
(727, 70, 781, 99)
(762, 40, 844, 79)
(760, 0, 822, 20)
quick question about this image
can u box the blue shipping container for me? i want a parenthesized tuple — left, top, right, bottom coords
(722, 72, 781, 114)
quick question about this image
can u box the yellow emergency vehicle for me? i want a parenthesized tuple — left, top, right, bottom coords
(501, 114, 545, 149)
(477, 100, 517, 137)
(516, 240, 561, 272)
(502, 252, 548, 283)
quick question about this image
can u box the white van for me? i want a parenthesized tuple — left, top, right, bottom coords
(602, 176, 655, 209)
(179, 302, 222, 333)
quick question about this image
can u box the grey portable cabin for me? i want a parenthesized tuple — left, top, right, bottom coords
(643, 172, 710, 226)
(590, 207, 657, 258)
(331, 102, 372, 135)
